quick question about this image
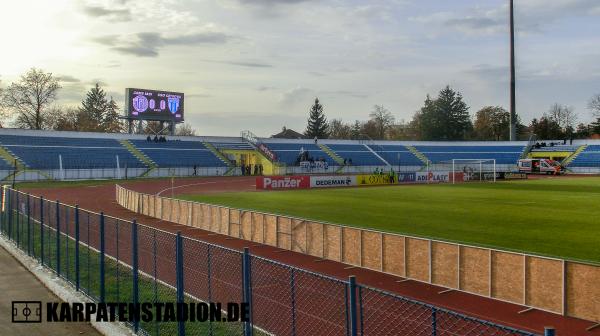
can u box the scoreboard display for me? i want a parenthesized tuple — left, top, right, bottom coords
(126, 88, 184, 121)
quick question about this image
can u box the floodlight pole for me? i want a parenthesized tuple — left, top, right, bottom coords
(509, 0, 517, 141)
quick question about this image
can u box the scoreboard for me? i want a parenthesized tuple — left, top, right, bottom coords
(126, 88, 184, 121)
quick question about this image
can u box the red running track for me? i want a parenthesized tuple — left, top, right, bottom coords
(23, 176, 600, 336)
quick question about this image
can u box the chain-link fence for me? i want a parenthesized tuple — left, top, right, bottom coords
(0, 187, 543, 336)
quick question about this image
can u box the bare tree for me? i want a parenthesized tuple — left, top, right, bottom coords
(328, 119, 352, 139)
(369, 105, 395, 139)
(589, 94, 600, 117)
(1, 68, 61, 129)
(176, 123, 197, 136)
(548, 103, 577, 135)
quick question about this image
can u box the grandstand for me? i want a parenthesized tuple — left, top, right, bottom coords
(1, 128, 600, 181)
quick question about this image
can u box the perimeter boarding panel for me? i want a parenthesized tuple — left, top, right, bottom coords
(254, 171, 523, 190)
(116, 185, 600, 323)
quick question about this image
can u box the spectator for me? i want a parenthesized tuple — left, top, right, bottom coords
(153, 135, 159, 142)
(254, 164, 259, 176)
(146, 135, 151, 142)
(314, 136, 318, 144)
(193, 165, 197, 176)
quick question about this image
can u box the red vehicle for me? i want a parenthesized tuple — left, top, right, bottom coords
(518, 159, 564, 175)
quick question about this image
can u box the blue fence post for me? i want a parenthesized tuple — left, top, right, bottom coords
(290, 268, 297, 336)
(348, 276, 358, 336)
(75, 205, 80, 291)
(27, 194, 31, 256)
(99, 212, 105, 303)
(40, 196, 44, 265)
(431, 307, 437, 336)
(207, 245, 213, 336)
(16, 192, 20, 245)
(544, 327, 555, 336)
(175, 231, 185, 336)
(56, 200, 61, 276)
(131, 220, 139, 333)
(242, 247, 253, 336)
(8, 190, 13, 240)
(0, 186, 4, 233)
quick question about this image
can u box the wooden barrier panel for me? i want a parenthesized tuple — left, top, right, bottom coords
(306, 222, 324, 257)
(432, 242, 459, 289)
(218, 207, 228, 235)
(241, 211, 252, 240)
(115, 186, 600, 324)
(566, 262, 600, 322)
(251, 213, 264, 243)
(460, 246, 490, 296)
(264, 215, 277, 247)
(361, 231, 382, 271)
(526, 257, 563, 313)
(180, 201, 190, 225)
(291, 219, 307, 254)
(161, 198, 171, 221)
(342, 227, 360, 266)
(278, 217, 292, 250)
(324, 225, 341, 262)
(491, 251, 524, 304)
(406, 238, 429, 282)
(382, 234, 405, 277)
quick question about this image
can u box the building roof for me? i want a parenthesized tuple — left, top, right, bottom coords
(271, 127, 307, 139)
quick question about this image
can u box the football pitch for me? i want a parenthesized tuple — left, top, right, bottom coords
(178, 177, 600, 264)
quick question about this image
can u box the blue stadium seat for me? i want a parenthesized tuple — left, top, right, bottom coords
(569, 145, 600, 167)
(130, 140, 227, 167)
(327, 144, 387, 165)
(0, 135, 145, 169)
(265, 143, 335, 165)
(372, 145, 423, 166)
(414, 146, 524, 164)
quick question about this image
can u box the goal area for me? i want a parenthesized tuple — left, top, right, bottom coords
(451, 159, 497, 184)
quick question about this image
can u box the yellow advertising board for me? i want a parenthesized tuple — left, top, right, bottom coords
(357, 174, 394, 186)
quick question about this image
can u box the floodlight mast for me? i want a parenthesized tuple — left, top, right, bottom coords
(509, 0, 517, 141)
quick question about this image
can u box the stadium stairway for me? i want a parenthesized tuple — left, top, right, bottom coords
(202, 142, 236, 175)
(318, 144, 345, 165)
(119, 140, 156, 176)
(0, 145, 25, 170)
(562, 145, 588, 167)
(406, 145, 429, 164)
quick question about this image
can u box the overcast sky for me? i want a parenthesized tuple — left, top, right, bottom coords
(1, 0, 599, 136)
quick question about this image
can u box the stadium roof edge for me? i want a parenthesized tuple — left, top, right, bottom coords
(0, 127, 243, 143)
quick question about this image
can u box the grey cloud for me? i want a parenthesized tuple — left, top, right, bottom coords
(257, 86, 276, 91)
(58, 75, 81, 83)
(323, 90, 369, 99)
(93, 31, 233, 57)
(82, 4, 131, 22)
(279, 87, 313, 106)
(237, 0, 311, 5)
(112, 46, 159, 57)
(204, 60, 273, 68)
(445, 17, 503, 32)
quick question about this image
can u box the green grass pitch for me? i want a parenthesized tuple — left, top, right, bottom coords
(178, 177, 600, 264)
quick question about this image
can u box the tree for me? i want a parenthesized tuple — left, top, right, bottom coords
(176, 123, 197, 136)
(103, 97, 123, 133)
(589, 94, 600, 117)
(80, 83, 109, 131)
(369, 105, 395, 139)
(350, 120, 362, 139)
(473, 106, 510, 141)
(328, 119, 352, 139)
(418, 87, 472, 140)
(52, 106, 82, 131)
(304, 98, 329, 138)
(529, 116, 563, 140)
(1, 68, 61, 129)
(548, 103, 577, 136)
